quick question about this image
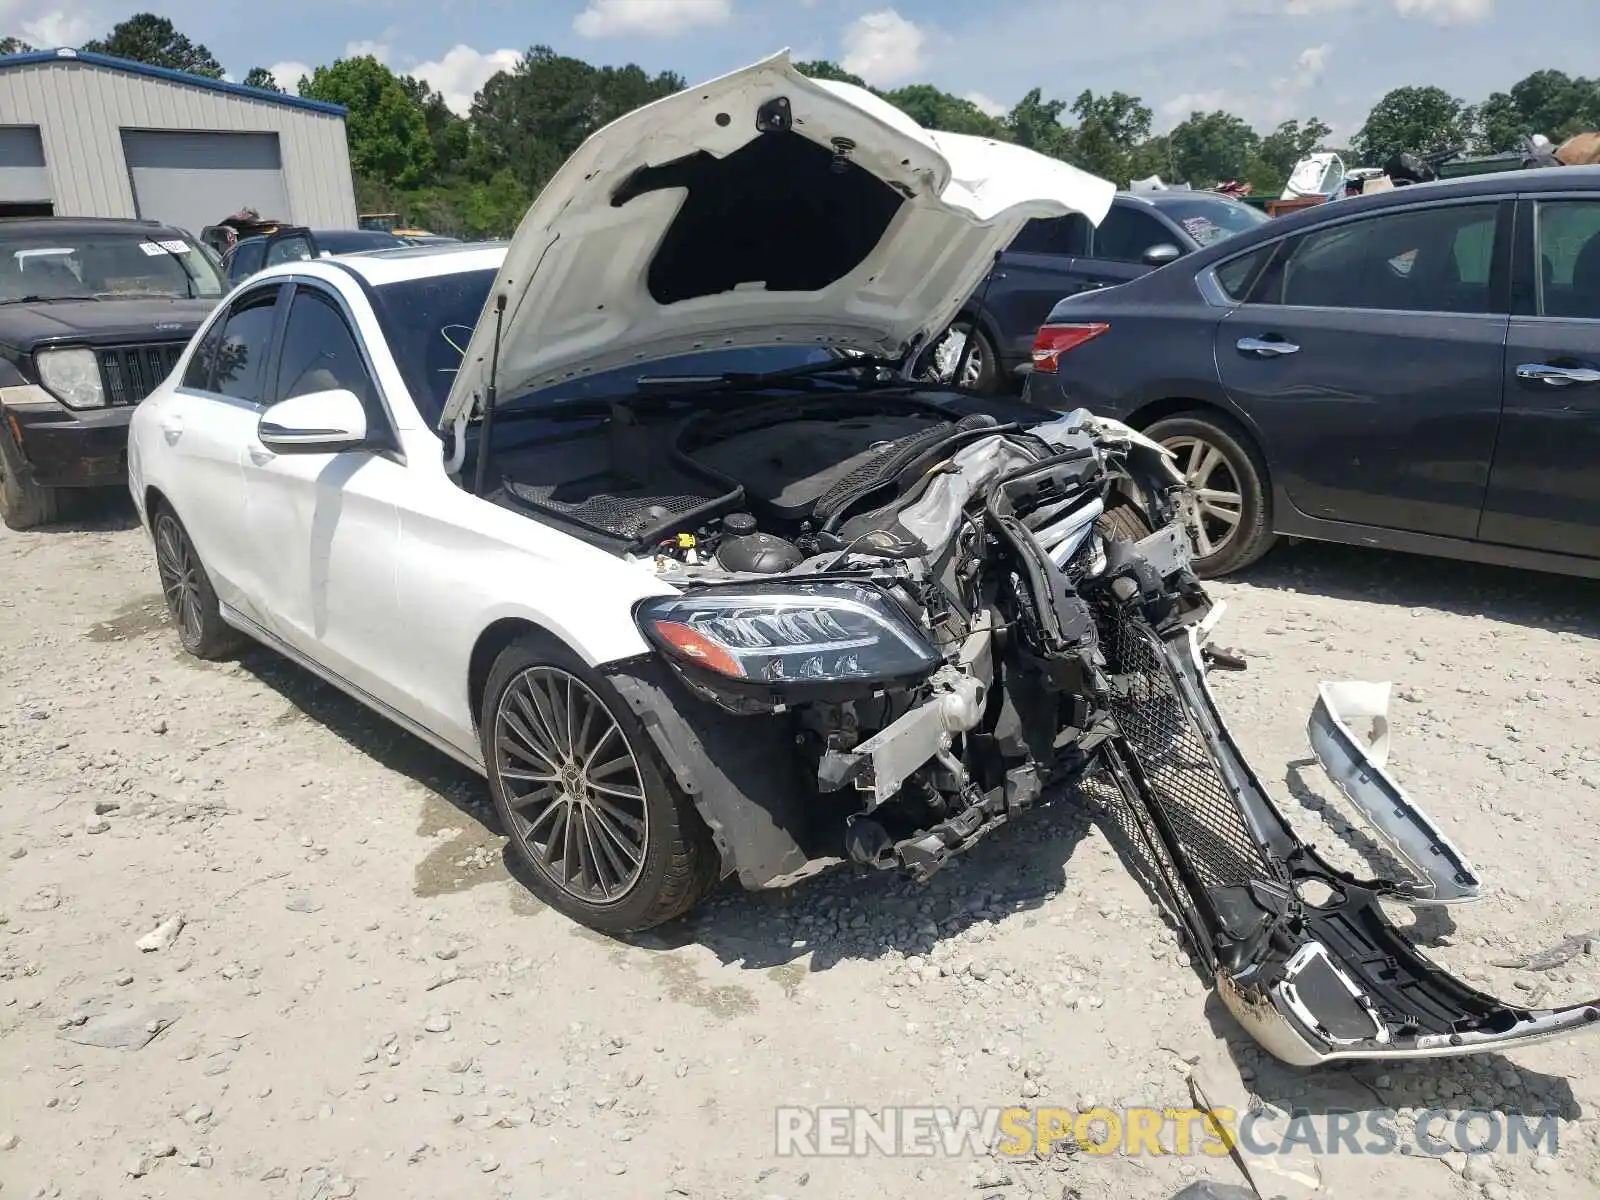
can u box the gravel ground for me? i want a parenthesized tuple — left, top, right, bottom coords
(4, 500, 1600, 1200)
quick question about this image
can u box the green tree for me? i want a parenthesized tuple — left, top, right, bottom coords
(1004, 88, 1073, 159)
(881, 83, 1009, 139)
(1352, 86, 1475, 163)
(794, 60, 867, 87)
(300, 56, 435, 190)
(1167, 110, 1259, 186)
(242, 67, 282, 93)
(82, 13, 223, 78)
(1068, 90, 1152, 182)
(1478, 70, 1600, 151)
(0, 36, 34, 55)
(470, 46, 681, 195)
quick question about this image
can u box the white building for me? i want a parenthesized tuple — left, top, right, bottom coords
(0, 47, 358, 235)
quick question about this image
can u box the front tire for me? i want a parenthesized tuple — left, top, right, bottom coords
(1142, 411, 1275, 577)
(152, 507, 244, 659)
(481, 635, 719, 934)
(0, 420, 60, 531)
(916, 320, 1000, 393)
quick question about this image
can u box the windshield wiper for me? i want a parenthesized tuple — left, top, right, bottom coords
(92, 291, 187, 301)
(0, 294, 99, 305)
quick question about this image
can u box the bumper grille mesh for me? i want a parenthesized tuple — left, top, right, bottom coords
(1102, 607, 1282, 890)
(97, 343, 186, 406)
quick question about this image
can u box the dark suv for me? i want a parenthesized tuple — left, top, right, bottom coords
(0, 217, 227, 529)
(918, 190, 1271, 392)
(221, 227, 409, 284)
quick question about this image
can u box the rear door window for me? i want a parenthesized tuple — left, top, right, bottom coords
(1535, 200, 1600, 318)
(1254, 203, 1501, 314)
(1008, 214, 1091, 257)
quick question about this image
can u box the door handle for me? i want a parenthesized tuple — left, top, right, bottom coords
(1516, 362, 1600, 387)
(247, 445, 274, 465)
(1237, 336, 1300, 357)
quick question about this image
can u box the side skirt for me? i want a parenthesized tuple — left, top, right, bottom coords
(219, 603, 485, 776)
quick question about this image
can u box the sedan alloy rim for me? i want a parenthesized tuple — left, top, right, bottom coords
(154, 515, 204, 646)
(494, 666, 649, 904)
(1162, 435, 1244, 559)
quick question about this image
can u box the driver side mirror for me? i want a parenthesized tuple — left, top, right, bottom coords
(257, 389, 369, 455)
(1142, 243, 1183, 267)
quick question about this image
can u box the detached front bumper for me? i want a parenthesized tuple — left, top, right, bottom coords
(1101, 609, 1600, 1066)
(1, 384, 133, 488)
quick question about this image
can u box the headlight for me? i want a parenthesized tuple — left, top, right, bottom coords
(635, 581, 940, 689)
(35, 348, 105, 409)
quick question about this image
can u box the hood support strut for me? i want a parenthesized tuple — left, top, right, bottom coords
(471, 292, 509, 497)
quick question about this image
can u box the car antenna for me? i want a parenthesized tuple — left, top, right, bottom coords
(472, 292, 508, 497)
(949, 249, 1002, 388)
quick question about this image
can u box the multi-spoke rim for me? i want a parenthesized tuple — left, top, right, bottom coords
(1163, 436, 1243, 560)
(923, 323, 986, 389)
(494, 666, 649, 905)
(153, 513, 204, 646)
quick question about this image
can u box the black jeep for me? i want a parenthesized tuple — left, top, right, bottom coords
(0, 217, 226, 529)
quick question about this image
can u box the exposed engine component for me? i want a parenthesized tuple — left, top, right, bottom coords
(714, 513, 805, 573)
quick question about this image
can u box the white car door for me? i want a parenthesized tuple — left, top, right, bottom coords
(162, 282, 286, 623)
(239, 280, 409, 704)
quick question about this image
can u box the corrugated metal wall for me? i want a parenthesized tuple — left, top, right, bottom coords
(0, 59, 357, 228)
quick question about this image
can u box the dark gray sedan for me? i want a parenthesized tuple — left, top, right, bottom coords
(1024, 166, 1600, 579)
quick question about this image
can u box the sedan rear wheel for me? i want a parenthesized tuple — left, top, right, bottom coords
(1143, 412, 1275, 577)
(152, 508, 244, 659)
(916, 321, 999, 393)
(481, 636, 719, 934)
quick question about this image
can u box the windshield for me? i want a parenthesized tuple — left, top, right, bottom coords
(1153, 196, 1271, 248)
(0, 230, 226, 302)
(372, 266, 841, 425)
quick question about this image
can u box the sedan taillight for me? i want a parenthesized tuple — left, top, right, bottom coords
(1031, 323, 1110, 374)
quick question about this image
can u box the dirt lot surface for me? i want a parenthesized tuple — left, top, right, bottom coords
(5, 501, 1600, 1200)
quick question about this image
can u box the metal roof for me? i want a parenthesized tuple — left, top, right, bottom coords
(0, 47, 347, 117)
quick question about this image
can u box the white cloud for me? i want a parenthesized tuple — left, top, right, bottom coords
(965, 91, 1007, 118)
(572, 0, 732, 38)
(1295, 42, 1332, 80)
(1159, 44, 1335, 129)
(344, 39, 390, 63)
(268, 60, 313, 91)
(20, 10, 95, 45)
(1392, 0, 1491, 23)
(1278, 0, 1360, 13)
(411, 44, 520, 115)
(841, 9, 926, 87)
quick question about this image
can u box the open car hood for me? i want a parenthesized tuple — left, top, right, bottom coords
(437, 51, 1114, 430)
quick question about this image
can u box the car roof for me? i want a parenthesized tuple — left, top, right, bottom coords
(234, 228, 406, 246)
(0, 216, 185, 238)
(248, 242, 509, 288)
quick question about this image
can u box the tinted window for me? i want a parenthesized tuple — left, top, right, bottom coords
(1537, 200, 1600, 319)
(1093, 206, 1177, 263)
(212, 286, 281, 403)
(1214, 245, 1274, 301)
(1009, 214, 1091, 257)
(273, 289, 375, 405)
(1150, 196, 1271, 247)
(229, 239, 266, 282)
(182, 315, 225, 390)
(265, 235, 313, 267)
(369, 268, 497, 425)
(1260, 203, 1499, 314)
(316, 231, 407, 254)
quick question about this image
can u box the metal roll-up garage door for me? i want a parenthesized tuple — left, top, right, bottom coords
(122, 130, 291, 237)
(0, 125, 52, 216)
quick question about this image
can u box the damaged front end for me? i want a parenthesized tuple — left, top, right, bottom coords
(613, 403, 1598, 1066)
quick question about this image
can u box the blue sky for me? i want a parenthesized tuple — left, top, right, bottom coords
(5, 1, 1595, 140)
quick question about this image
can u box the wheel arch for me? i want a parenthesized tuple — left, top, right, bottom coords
(467, 616, 568, 735)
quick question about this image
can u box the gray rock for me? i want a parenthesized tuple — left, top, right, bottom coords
(423, 1013, 451, 1034)
(58, 1002, 182, 1051)
(136, 914, 184, 952)
(1167, 1185, 1256, 1199)
(285, 892, 323, 914)
(0, 1132, 18, 1150)
(84, 813, 110, 835)
(478, 1154, 500, 1173)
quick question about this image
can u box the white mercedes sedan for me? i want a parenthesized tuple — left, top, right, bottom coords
(126, 52, 1599, 1070)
